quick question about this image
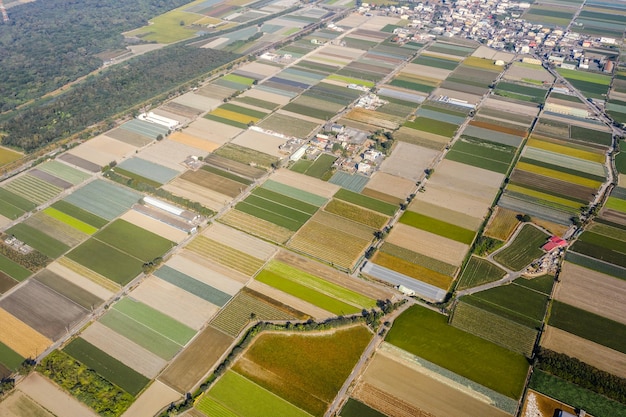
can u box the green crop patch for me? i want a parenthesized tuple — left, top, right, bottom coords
(549, 301, 626, 354)
(570, 126, 612, 147)
(67, 239, 143, 285)
(0, 188, 37, 211)
(43, 207, 98, 235)
(333, 189, 397, 215)
(255, 269, 361, 315)
(50, 200, 108, 228)
(493, 225, 548, 271)
(64, 338, 149, 396)
(341, 398, 386, 417)
(471, 281, 549, 322)
(399, 211, 475, 244)
(6, 223, 70, 259)
(251, 188, 318, 215)
(94, 219, 174, 262)
(304, 154, 337, 179)
(113, 297, 195, 346)
(387, 305, 529, 399)
(412, 55, 459, 70)
(404, 117, 458, 137)
(0, 341, 23, 371)
(231, 326, 372, 416)
(456, 256, 506, 290)
(201, 165, 253, 185)
(0, 253, 31, 281)
(220, 103, 268, 119)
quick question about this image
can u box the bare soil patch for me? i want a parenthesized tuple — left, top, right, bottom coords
(416, 183, 491, 219)
(166, 254, 246, 295)
(520, 390, 577, 417)
(173, 92, 220, 113)
(386, 223, 468, 266)
(381, 142, 440, 182)
(232, 130, 286, 157)
(542, 326, 626, 378)
(18, 373, 98, 417)
(46, 261, 113, 303)
(163, 178, 229, 211)
(120, 210, 186, 243)
(121, 380, 181, 417)
(0, 390, 54, 417)
(202, 222, 277, 261)
(136, 139, 199, 172)
(185, 118, 241, 145)
(365, 172, 415, 201)
(270, 169, 339, 198)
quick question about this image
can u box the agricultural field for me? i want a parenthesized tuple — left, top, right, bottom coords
(91, 218, 174, 261)
(0, 188, 36, 220)
(570, 227, 626, 268)
(380, 142, 440, 182)
(4, 174, 63, 206)
(456, 256, 506, 290)
(258, 112, 321, 138)
(214, 143, 279, 171)
(0, 146, 22, 168)
(387, 305, 529, 399)
(154, 265, 231, 308)
(324, 199, 389, 229)
(556, 68, 612, 99)
(399, 211, 475, 244)
(232, 130, 287, 158)
(493, 225, 549, 271)
(363, 172, 415, 204)
(63, 180, 142, 221)
(198, 325, 372, 417)
(116, 158, 179, 185)
(333, 188, 397, 216)
(446, 136, 517, 174)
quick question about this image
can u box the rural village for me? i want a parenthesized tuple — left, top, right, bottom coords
(0, 0, 624, 416)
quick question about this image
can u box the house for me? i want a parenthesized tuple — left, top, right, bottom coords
(542, 236, 567, 252)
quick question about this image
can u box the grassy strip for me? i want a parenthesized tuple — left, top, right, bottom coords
(6, 223, 70, 259)
(399, 211, 475, 244)
(43, 207, 98, 235)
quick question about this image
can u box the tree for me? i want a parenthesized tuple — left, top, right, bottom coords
(516, 213, 531, 222)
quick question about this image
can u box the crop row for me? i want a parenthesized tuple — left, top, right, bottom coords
(187, 236, 265, 276)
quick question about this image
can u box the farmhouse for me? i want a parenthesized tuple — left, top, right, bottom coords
(542, 236, 567, 252)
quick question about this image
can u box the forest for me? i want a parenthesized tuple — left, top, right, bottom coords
(0, 0, 192, 112)
(0, 46, 238, 151)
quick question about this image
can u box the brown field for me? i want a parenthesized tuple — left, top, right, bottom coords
(468, 120, 526, 137)
(472, 46, 515, 62)
(408, 200, 483, 231)
(541, 326, 626, 378)
(353, 383, 435, 417)
(185, 118, 241, 145)
(432, 88, 482, 105)
(159, 325, 234, 394)
(365, 172, 415, 201)
(231, 130, 286, 157)
(391, 127, 450, 149)
(599, 208, 626, 227)
(270, 168, 339, 199)
(136, 139, 199, 171)
(335, 13, 368, 28)
(57, 257, 120, 293)
(18, 373, 98, 417)
(0, 307, 51, 358)
(219, 209, 294, 244)
(161, 101, 203, 118)
(482, 97, 540, 117)
(121, 380, 181, 417)
(131, 276, 219, 330)
(197, 84, 235, 100)
(87, 134, 138, 160)
(386, 223, 468, 266)
(416, 184, 491, 220)
(67, 142, 121, 167)
(163, 178, 230, 211)
(81, 322, 167, 378)
(404, 63, 451, 80)
(275, 250, 395, 301)
(530, 218, 569, 237)
(310, 211, 375, 241)
(431, 159, 504, 195)
(237, 62, 282, 78)
(361, 188, 404, 205)
(246, 280, 333, 319)
(173, 91, 220, 112)
(46, 261, 114, 304)
(555, 262, 626, 325)
(169, 132, 220, 153)
(509, 170, 596, 202)
(0, 390, 55, 417)
(166, 254, 245, 295)
(24, 212, 88, 247)
(372, 252, 453, 290)
(202, 222, 277, 261)
(106, 128, 152, 147)
(0, 214, 10, 229)
(178, 250, 250, 285)
(180, 169, 246, 197)
(381, 142, 440, 182)
(0, 280, 87, 340)
(520, 390, 577, 417)
(356, 348, 512, 417)
(484, 207, 520, 241)
(153, 108, 189, 125)
(121, 210, 187, 243)
(344, 108, 402, 130)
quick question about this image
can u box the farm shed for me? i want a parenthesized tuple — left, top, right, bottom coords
(138, 112, 179, 130)
(542, 236, 567, 252)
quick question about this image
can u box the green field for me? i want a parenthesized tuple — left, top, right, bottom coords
(456, 256, 506, 290)
(549, 301, 626, 354)
(291, 159, 313, 174)
(201, 371, 312, 417)
(565, 251, 626, 278)
(530, 371, 626, 417)
(43, 207, 98, 235)
(201, 165, 253, 185)
(67, 239, 143, 285)
(327, 74, 375, 87)
(233, 326, 372, 416)
(214, 144, 279, 171)
(126, 9, 203, 43)
(386, 305, 529, 399)
(340, 398, 386, 417)
(470, 281, 549, 323)
(333, 189, 397, 216)
(0, 188, 35, 219)
(304, 154, 337, 179)
(64, 338, 149, 396)
(6, 223, 70, 258)
(557, 68, 612, 85)
(399, 211, 475, 244)
(94, 219, 174, 262)
(493, 225, 549, 271)
(255, 270, 361, 316)
(0, 341, 24, 370)
(446, 137, 515, 174)
(412, 55, 459, 70)
(50, 200, 109, 228)
(404, 117, 458, 137)
(0, 253, 32, 281)
(569, 126, 612, 147)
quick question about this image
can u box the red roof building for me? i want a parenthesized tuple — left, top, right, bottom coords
(542, 236, 567, 252)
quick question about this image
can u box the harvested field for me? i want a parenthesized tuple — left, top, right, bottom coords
(386, 223, 468, 266)
(120, 380, 181, 417)
(429, 159, 504, 194)
(168, 132, 221, 153)
(371, 252, 453, 290)
(408, 200, 483, 231)
(130, 276, 219, 330)
(220, 209, 293, 244)
(33, 269, 102, 310)
(81, 322, 167, 379)
(135, 139, 198, 172)
(180, 169, 245, 198)
(484, 207, 521, 241)
(201, 222, 277, 261)
(163, 178, 230, 211)
(167, 254, 245, 294)
(184, 118, 241, 145)
(542, 326, 626, 379)
(187, 235, 265, 276)
(0, 390, 54, 417)
(159, 325, 234, 394)
(380, 142, 439, 182)
(56, 257, 120, 293)
(204, 154, 266, 180)
(46, 261, 113, 301)
(520, 390, 577, 417)
(173, 91, 220, 111)
(352, 383, 433, 417)
(324, 199, 388, 229)
(357, 350, 513, 417)
(365, 172, 415, 202)
(0, 308, 51, 359)
(554, 262, 626, 325)
(0, 280, 86, 340)
(18, 373, 98, 417)
(120, 210, 187, 243)
(269, 169, 339, 199)
(232, 130, 287, 157)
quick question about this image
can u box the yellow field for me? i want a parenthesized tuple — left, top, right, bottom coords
(516, 161, 602, 188)
(484, 207, 520, 241)
(462, 56, 502, 72)
(0, 308, 51, 358)
(372, 252, 453, 290)
(210, 108, 260, 124)
(527, 138, 605, 163)
(126, 10, 204, 43)
(507, 184, 583, 209)
(169, 131, 220, 152)
(0, 146, 23, 167)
